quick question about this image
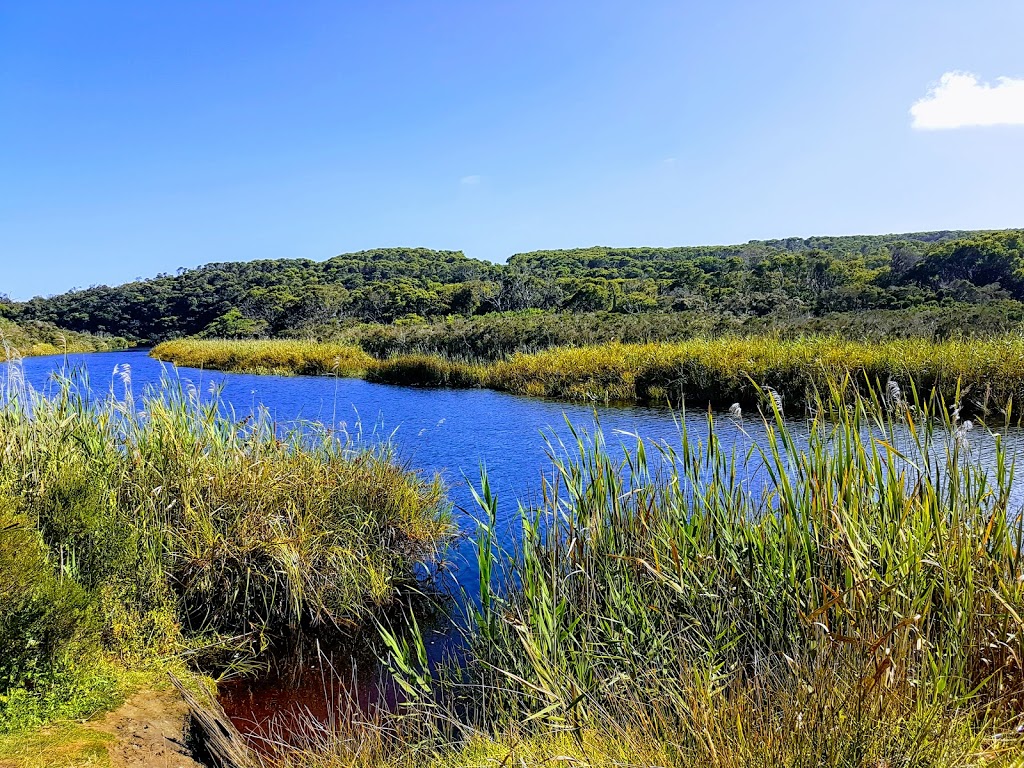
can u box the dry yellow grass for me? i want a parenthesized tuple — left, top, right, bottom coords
(151, 338, 374, 377)
(151, 335, 1024, 415)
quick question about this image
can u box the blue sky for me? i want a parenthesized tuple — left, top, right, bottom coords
(2, 1, 1023, 299)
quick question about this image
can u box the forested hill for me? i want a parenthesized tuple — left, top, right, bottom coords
(2, 230, 1021, 342)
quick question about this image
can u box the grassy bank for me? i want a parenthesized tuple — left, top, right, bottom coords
(149, 338, 375, 376)
(190, 386, 1024, 767)
(0, 364, 451, 753)
(490, 335, 1024, 410)
(154, 335, 1024, 414)
(0, 318, 130, 359)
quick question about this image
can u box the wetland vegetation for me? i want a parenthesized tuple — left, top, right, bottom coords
(0, 365, 451, 756)
(0, 317, 129, 360)
(181, 384, 1024, 768)
(154, 334, 1024, 417)
(6, 228, 1024, 766)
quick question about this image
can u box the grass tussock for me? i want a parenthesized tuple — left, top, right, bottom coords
(222, 385, 1024, 768)
(0, 363, 451, 735)
(151, 338, 375, 377)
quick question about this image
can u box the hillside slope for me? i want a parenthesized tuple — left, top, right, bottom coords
(5, 230, 1021, 343)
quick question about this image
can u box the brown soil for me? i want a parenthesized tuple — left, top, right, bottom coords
(97, 688, 204, 768)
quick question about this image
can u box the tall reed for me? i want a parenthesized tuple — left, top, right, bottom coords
(0, 362, 452, 728)
(195, 384, 1024, 767)
(457, 383, 1024, 765)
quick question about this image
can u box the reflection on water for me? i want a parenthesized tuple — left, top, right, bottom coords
(9, 349, 1024, 737)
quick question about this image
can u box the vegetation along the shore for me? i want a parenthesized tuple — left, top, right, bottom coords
(148, 338, 375, 376)
(0, 317, 130, 359)
(153, 334, 1024, 415)
(0, 364, 451, 742)
(185, 385, 1024, 767)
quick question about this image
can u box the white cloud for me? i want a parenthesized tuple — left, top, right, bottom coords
(460, 175, 482, 185)
(911, 71, 1024, 130)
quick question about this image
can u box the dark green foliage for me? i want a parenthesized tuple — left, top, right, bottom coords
(10, 249, 494, 341)
(8, 231, 1024, 344)
(0, 512, 99, 693)
(907, 231, 1024, 300)
(366, 355, 485, 388)
(318, 302, 1024, 363)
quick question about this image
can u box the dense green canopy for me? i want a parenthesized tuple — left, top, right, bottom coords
(3, 231, 1022, 342)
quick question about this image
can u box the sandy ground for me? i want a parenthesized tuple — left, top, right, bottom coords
(96, 688, 204, 768)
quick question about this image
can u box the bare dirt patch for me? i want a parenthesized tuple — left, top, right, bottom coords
(96, 688, 203, 768)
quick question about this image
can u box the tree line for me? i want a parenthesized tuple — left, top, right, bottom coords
(2, 230, 1022, 342)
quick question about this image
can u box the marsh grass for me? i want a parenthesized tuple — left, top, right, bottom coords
(152, 338, 375, 377)
(452, 383, 1024, 766)
(488, 335, 1024, 412)
(212, 383, 1024, 768)
(365, 355, 486, 389)
(0, 361, 452, 734)
(151, 335, 1024, 417)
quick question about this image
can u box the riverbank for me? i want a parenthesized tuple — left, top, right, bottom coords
(153, 335, 1024, 415)
(6, 349, 1024, 766)
(0, 364, 452, 764)
(178, 389, 1024, 767)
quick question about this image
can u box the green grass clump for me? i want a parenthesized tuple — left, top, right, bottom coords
(0, 721, 114, 768)
(452, 386, 1024, 766)
(0, 363, 451, 736)
(151, 338, 375, 376)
